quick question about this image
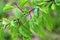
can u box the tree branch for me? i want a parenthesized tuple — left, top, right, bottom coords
(13, 2, 23, 13)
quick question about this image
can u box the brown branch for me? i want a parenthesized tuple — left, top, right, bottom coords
(28, 0, 31, 5)
(17, 19, 20, 26)
(13, 2, 23, 13)
(29, 8, 35, 13)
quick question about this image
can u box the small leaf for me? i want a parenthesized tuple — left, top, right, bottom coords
(13, 8, 23, 19)
(0, 27, 4, 40)
(2, 18, 10, 25)
(55, 0, 60, 5)
(18, 0, 28, 8)
(3, 3, 14, 11)
(34, 6, 39, 16)
(37, 2, 46, 6)
(51, 3, 55, 10)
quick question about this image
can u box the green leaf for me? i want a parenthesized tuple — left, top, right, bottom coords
(0, 27, 4, 40)
(34, 6, 39, 16)
(18, 0, 28, 8)
(40, 7, 48, 14)
(13, 8, 23, 19)
(51, 3, 55, 10)
(2, 18, 10, 25)
(43, 13, 53, 31)
(19, 27, 31, 38)
(37, 2, 46, 6)
(3, 3, 14, 11)
(23, 37, 31, 40)
(9, 21, 19, 40)
(55, 0, 60, 5)
(0, 22, 3, 27)
(19, 22, 32, 38)
(29, 16, 46, 38)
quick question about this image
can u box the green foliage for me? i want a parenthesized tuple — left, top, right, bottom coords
(3, 3, 14, 11)
(0, 27, 4, 40)
(0, 0, 60, 40)
(0, 0, 6, 18)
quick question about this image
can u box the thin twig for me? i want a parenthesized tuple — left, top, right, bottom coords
(17, 19, 20, 26)
(13, 2, 23, 13)
(29, 8, 35, 13)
